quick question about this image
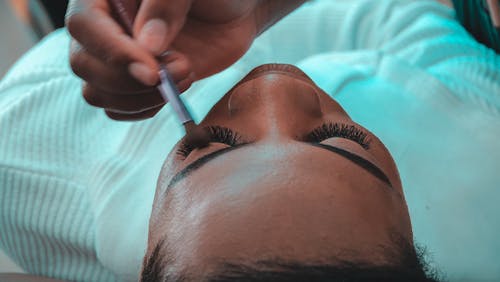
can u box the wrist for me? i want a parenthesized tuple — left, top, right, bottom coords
(255, 0, 307, 35)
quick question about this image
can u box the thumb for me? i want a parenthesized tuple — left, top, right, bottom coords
(133, 0, 192, 55)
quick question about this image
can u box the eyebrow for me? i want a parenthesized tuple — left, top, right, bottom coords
(165, 143, 392, 192)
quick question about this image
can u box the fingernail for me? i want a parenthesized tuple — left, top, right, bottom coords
(128, 63, 158, 86)
(164, 61, 182, 77)
(138, 19, 167, 55)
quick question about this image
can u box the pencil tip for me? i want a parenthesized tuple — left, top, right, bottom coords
(184, 122, 210, 149)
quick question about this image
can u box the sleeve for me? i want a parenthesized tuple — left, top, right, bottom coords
(0, 30, 124, 281)
(0, 29, 104, 184)
(0, 26, 177, 279)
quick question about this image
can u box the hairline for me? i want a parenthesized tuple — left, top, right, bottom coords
(140, 231, 435, 282)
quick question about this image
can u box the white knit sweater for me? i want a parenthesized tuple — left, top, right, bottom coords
(1, 0, 499, 281)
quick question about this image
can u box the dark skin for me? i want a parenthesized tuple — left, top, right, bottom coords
(10, 0, 429, 278)
(66, 0, 306, 121)
(6, 0, 498, 279)
(65, 0, 500, 119)
(145, 64, 414, 278)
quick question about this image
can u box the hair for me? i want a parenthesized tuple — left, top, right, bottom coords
(140, 233, 442, 282)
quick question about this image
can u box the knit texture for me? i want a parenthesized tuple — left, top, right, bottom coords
(0, 0, 499, 281)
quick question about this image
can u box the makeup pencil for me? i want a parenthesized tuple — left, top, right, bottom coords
(108, 0, 210, 148)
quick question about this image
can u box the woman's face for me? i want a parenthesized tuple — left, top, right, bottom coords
(146, 64, 413, 275)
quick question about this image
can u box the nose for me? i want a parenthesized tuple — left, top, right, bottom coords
(227, 65, 324, 138)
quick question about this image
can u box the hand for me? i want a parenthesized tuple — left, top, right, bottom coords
(66, 0, 262, 121)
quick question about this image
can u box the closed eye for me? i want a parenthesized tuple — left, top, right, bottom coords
(177, 122, 371, 159)
(177, 126, 245, 158)
(305, 122, 372, 150)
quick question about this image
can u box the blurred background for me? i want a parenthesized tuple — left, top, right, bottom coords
(0, 0, 67, 271)
(0, 0, 68, 77)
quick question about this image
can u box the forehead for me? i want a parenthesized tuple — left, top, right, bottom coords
(159, 142, 392, 209)
(150, 143, 404, 270)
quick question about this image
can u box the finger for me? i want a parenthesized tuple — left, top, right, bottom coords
(105, 105, 163, 121)
(71, 42, 192, 93)
(133, 0, 192, 55)
(159, 51, 195, 92)
(176, 72, 195, 93)
(83, 84, 165, 113)
(70, 41, 156, 93)
(66, 1, 159, 86)
(94, 73, 195, 121)
(170, 22, 255, 80)
(159, 51, 193, 83)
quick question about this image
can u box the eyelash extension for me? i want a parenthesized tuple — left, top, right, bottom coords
(177, 126, 243, 158)
(177, 123, 370, 158)
(306, 123, 372, 149)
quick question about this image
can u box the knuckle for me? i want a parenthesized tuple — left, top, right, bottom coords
(65, 13, 84, 37)
(82, 85, 104, 107)
(69, 51, 86, 76)
(103, 48, 129, 65)
(65, 0, 87, 32)
(102, 34, 133, 65)
(176, 62, 191, 79)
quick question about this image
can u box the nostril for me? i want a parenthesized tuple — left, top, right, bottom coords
(236, 64, 314, 87)
(248, 64, 310, 77)
(227, 73, 323, 119)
